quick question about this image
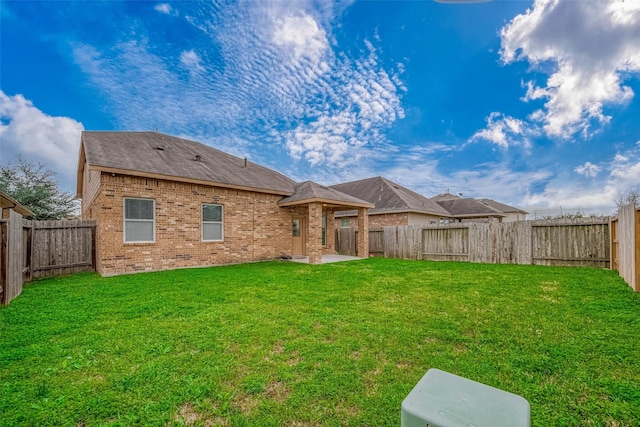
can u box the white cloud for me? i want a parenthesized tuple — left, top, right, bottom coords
(500, 0, 640, 139)
(154, 3, 173, 15)
(72, 2, 405, 170)
(523, 145, 640, 212)
(0, 91, 84, 193)
(574, 161, 601, 178)
(610, 150, 640, 189)
(272, 13, 328, 64)
(470, 112, 532, 149)
(180, 50, 204, 73)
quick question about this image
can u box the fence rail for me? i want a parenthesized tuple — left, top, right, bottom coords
(0, 212, 96, 305)
(338, 217, 611, 268)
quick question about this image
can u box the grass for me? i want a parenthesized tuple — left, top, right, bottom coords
(1, 258, 639, 426)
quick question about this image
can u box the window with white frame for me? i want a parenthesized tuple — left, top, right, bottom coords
(202, 204, 223, 241)
(124, 198, 155, 243)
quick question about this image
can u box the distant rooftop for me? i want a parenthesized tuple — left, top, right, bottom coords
(331, 176, 451, 217)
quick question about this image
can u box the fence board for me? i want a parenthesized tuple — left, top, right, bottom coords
(423, 225, 469, 261)
(4, 210, 24, 304)
(383, 226, 399, 259)
(0, 221, 4, 303)
(612, 205, 639, 291)
(399, 225, 423, 260)
(497, 221, 532, 264)
(31, 220, 96, 279)
(335, 228, 357, 256)
(369, 228, 384, 254)
(468, 223, 492, 263)
(336, 218, 611, 270)
(0, 217, 96, 304)
(532, 219, 609, 267)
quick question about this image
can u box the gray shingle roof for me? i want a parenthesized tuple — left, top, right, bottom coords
(330, 176, 451, 216)
(278, 181, 373, 208)
(81, 131, 295, 194)
(479, 199, 528, 214)
(435, 198, 506, 218)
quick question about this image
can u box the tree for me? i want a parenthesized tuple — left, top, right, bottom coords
(0, 157, 77, 220)
(615, 190, 639, 213)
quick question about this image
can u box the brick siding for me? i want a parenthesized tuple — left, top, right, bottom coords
(84, 172, 342, 275)
(335, 212, 409, 229)
(86, 173, 298, 275)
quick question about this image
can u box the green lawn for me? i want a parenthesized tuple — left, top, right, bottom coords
(1, 258, 639, 426)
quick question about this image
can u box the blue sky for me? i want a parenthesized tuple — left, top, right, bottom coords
(1, 0, 639, 216)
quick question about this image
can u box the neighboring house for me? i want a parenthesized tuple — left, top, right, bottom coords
(77, 131, 372, 276)
(330, 176, 453, 228)
(0, 190, 34, 219)
(432, 195, 506, 222)
(478, 199, 528, 222)
(432, 193, 527, 223)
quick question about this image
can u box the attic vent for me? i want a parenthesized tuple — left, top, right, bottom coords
(155, 146, 165, 151)
(195, 155, 202, 162)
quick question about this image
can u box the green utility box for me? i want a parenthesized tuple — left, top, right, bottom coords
(401, 369, 530, 427)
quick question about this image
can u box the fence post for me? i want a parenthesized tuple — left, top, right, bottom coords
(0, 220, 5, 304)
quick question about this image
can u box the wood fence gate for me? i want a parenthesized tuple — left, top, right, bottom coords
(0, 211, 96, 305)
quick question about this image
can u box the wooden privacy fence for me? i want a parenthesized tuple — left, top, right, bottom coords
(335, 228, 359, 256)
(0, 211, 96, 305)
(610, 204, 640, 291)
(338, 217, 611, 268)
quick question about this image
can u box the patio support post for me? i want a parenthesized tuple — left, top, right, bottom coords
(324, 207, 336, 254)
(357, 208, 369, 258)
(308, 202, 323, 264)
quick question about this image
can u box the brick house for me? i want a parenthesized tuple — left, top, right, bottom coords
(431, 193, 519, 222)
(77, 131, 372, 276)
(330, 176, 452, 228)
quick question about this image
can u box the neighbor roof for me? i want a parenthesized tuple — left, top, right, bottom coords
(77, 131, 296, 196)
(479, 199, 529, 215)
(330, 176, 451, 217)
(434, 197, 506, 218)
(278, 181, 374, 208)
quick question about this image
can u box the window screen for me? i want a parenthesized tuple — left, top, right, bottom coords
(124, 198, 154, 242)
(203, 204, 223, 241)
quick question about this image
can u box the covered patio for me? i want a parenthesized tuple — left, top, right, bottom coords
(278, 181, 373, 264)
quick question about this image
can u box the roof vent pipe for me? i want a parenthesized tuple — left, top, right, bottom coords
(244, 157, 247, 168)
(195, 155, 201, 162)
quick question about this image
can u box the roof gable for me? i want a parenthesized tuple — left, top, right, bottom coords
(278, 181, 373, 208)
(330, 176, 451, 216)
(80, 131, 295, 195)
